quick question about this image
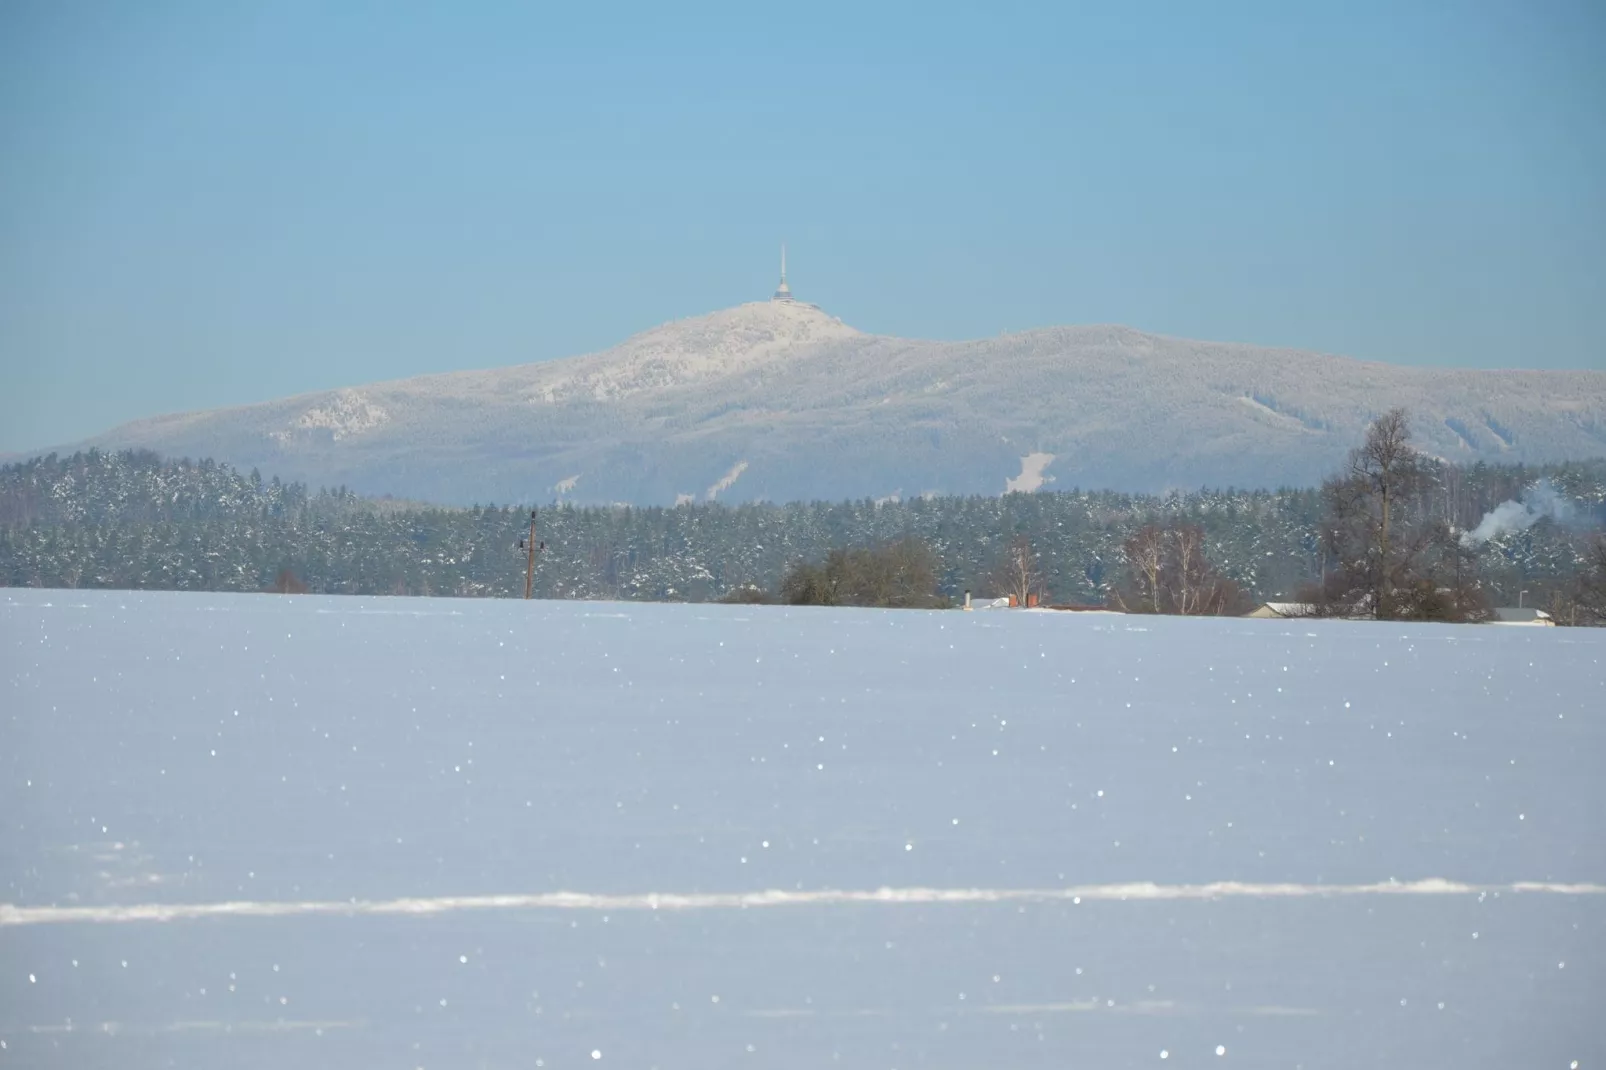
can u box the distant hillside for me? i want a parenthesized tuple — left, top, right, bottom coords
(48, 301, 1606, 506)
(4, 450, 1602, 608)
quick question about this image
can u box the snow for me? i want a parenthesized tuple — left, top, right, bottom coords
(1005, 452, 1056, 493)
(270, 389, 391, 443)
(1, 589, 1603, 1069)
(74, 303, 1606, 507)
(704, 459, 749, 500)
(538, 300, 859, 405)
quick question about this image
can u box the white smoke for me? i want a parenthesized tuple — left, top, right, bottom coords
(1460, 479, 1574, 547)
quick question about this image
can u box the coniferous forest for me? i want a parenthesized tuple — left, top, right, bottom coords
(2, 449, 1603, 615)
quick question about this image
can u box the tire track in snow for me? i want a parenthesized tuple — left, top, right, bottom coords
(3, 879, 1602, 927)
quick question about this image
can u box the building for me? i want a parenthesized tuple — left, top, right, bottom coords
(1247, 602, 1316, 619)
(1489, 608, 1556, 626)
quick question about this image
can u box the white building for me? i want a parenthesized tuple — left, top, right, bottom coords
(1247, 602, 1315, 619)
(1489, 608, 1556, 626)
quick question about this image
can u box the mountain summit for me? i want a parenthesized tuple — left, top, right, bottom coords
(57, 303, 1606, 506)
(527, 301, 858, 404)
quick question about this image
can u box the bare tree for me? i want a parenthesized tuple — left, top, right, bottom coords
(1565, 534, 1606, 625)
(267, 568, 309, 594)
(1347, 408, 1416, 619)
(780, 538, 945, 608)
(1120, 525, 1166, 612)
(990, 535, 1047, 606)
(1113, 522, 1247, 615)
(1303, 409, 1489, 622)
(1171, 526, 1215, 616)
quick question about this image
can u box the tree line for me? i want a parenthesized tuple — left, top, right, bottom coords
(1290, 408, 1604, 623)
(2, 437, 1603, 622)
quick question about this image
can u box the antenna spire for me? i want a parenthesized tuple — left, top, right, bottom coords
(772, 242, 794, 302)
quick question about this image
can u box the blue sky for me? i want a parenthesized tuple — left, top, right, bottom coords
(1, 0, 1602, 451)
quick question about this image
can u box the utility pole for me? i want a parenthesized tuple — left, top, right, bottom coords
(521, 509, 544, 600)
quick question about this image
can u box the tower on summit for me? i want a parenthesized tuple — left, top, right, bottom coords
(772, 244, 794, 302)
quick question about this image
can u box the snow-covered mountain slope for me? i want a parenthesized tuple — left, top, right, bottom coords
(56, 301, 1606, 505)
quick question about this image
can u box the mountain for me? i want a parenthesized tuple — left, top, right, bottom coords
(55, 300, 1606, 505)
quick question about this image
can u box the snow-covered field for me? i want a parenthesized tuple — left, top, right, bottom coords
(2, 590, 1602, 1069)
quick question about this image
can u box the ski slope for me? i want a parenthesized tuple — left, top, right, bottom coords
(2, 590, 1603, 1069)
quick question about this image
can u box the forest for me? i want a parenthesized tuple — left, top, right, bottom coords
(2, 447, 1603, 617)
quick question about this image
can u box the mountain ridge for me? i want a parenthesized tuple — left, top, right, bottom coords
(44, 301, 1606, 505)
